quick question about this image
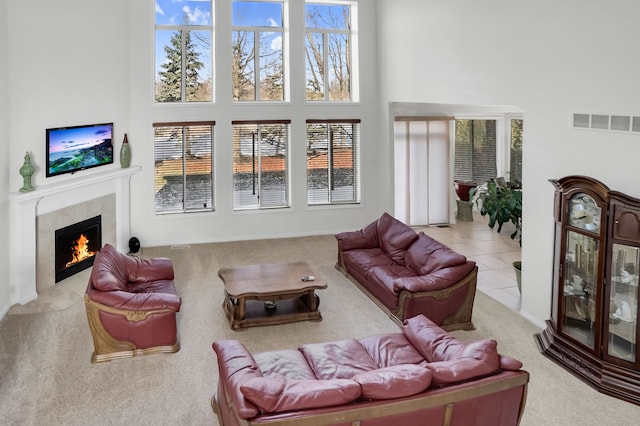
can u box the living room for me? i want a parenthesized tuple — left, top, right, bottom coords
(2, 0, 640, 424)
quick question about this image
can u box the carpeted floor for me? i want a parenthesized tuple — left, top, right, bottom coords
(1, 234, 640, 425)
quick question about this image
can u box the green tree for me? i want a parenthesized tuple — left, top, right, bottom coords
(157, 30, 204, 102)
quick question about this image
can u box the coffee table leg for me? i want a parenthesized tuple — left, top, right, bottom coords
(301, 291, 320, 312)
(235, 297, 246, 321)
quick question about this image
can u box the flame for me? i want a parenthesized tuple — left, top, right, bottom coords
(65, 234, 96, 267)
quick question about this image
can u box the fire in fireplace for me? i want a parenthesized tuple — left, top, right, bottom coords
(55, 215, 102, 283)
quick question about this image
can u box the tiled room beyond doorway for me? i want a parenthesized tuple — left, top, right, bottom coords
(416, 212, 522, 311)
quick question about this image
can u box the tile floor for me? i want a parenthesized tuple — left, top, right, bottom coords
(415, 211, 522, 311)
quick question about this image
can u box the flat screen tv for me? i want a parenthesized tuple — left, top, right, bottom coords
(46, 122, 114, 177)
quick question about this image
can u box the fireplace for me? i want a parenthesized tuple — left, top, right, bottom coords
(54, 215, 102, 283)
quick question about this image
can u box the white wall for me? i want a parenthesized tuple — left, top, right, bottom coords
(4, 1, 385, 279)
(7, 0, 131, 191)
(126, 0, 384, 247)
(378, 0, 640, 326)
(0, 0, 10, 317)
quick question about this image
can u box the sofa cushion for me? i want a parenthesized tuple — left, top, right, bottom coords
(377, 213, 418, 265)
(90, 244, 129, 291)
(404, 232, 467, 276)
(299, 339, 379, 380)
(367, 264, 416, 295)
(358, 333, 427, 368)
(352, 364, 432, 400)
(342, 248, 397, 273)
(254, 349, 317, 380)
(240, 376, 361, 413)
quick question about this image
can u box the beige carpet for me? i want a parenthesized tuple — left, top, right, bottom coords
(1, 235, 640, 425)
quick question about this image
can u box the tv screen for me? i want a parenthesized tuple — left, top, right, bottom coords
(46, 122, 114, 177)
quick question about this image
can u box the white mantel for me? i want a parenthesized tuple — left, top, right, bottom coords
(9, 166, 140, 305)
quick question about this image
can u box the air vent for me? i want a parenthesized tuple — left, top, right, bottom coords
(573, 113, 640, 133)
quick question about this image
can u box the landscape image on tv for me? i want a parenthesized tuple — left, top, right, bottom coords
(46, 123, 114, 177)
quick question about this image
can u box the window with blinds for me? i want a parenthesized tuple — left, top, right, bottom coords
(306, 119, 360, 205)
(232, 121, 290, 210)
(453, 119, 497, 186)
(153, 121, 215, 214)
(510, 118, 523, 186)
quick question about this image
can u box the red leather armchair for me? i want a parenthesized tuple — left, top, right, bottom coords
(84, 244, 181, 363)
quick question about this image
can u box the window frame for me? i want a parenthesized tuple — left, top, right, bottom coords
(304, 1, 358, 102)
(231, 0, 288, 102)
(154, 0, 214, 103)
(232, 120, 291, 210)
(306, 119, 361, 205)
(153, 121, 216, 214)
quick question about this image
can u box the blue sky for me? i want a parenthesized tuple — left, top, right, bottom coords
(155, 0, 212, 26)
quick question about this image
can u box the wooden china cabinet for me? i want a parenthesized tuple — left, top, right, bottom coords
(535, 175, 640, 405)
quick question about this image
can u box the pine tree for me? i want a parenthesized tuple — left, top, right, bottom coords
(157, 31, 204, 102)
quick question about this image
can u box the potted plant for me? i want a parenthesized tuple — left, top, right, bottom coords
(470, 178, 522, 245)
(513, 260, 522, 293)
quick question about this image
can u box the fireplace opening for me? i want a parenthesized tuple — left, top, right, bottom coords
(54, 215, 102, 283)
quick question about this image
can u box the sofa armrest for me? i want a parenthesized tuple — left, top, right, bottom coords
(212, 340, 263, 420)
(393, 263, 476, 293)
(335, 221, 379, 251)
(130, 257, 175, 282)
(88, 289, 181, 312)
(426, 357, 499, 385)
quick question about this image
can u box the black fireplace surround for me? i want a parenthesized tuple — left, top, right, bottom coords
(54, 215, 102, 283)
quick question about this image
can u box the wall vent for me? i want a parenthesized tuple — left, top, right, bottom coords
(573, 113, 640, 133)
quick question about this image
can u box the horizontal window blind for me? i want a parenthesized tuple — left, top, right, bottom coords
(153, 121, 215, 213)
(232, 120, 290, 210)
(306, 119, 360, 205)
(454, 119, 497, 185)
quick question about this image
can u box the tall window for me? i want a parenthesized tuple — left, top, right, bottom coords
(307, 120, 360, 204)
(305, 2, 352, 101)
(510, 118, 523, 186)
(155, 0, 213, 102)
(454, 119, 497, 185)
(232, 121, 290, 209)
(232, 1, 285, 101)
(153, 122, 215, 213)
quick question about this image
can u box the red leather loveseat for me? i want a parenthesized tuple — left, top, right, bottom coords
(211, 314, 529, 425)
(84, 243, 181, 363)
(335, 213, 478, 330)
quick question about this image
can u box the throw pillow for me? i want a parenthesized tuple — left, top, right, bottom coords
(377, 213, 418, 265)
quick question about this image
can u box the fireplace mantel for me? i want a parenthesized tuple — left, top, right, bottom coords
(9, 166, 140, 305)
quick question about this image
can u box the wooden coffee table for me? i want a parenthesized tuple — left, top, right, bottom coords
(219, 261, 327, 331)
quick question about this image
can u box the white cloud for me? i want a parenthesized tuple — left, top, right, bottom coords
(182, 5, 210, 25)
(156, 3, 165, 15)
(271, 36, 282, 51)
(267, 17, 278, 27)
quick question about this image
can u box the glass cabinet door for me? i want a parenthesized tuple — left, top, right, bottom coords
(608, 243, 639, 362)
(562, 230, 599, 348)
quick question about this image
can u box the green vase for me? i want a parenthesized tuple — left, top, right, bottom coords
(19, 151, 35, 192)
(120, 133, 131, 168)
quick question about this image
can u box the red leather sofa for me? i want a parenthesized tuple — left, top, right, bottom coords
(335, 213, 478, 330)
(84, 244, 181, 363)
(211, 315, 529, 426)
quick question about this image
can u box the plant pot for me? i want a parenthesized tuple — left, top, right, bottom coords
(454, 180, 477, 202)
(513, 261, 522, 294)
